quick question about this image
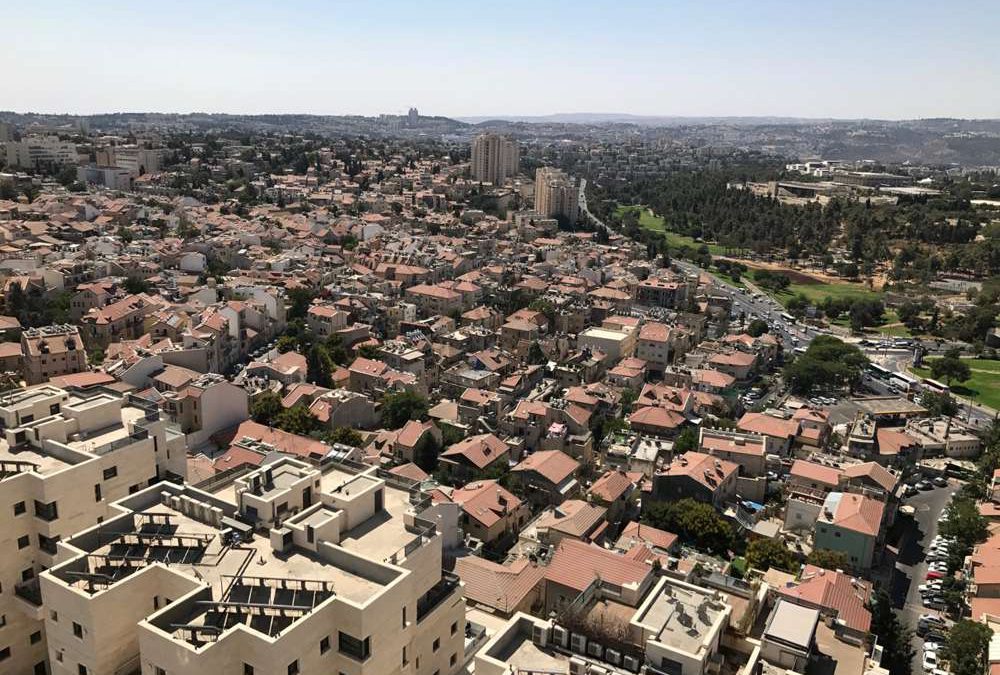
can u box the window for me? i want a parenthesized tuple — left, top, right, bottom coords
(34, 500, 58, 522)
(155, 669, 166, 675)
(402, 646, 408, 666)
(243, 665, 254, 675)
(102, 467, 117, 480)
(0, 647, 9, 662)
(39, 534, 59, 555)
(30, 631, 41, 644)
(72, 622, 83, 639)
(0, 615, 5, 627)
(451, 653, 457, 667)
(402, 606, 407, 628)
(17, 535, 30, 549)
(94, 485, 101, 502)
(78, 665, 87, 675)
(433, 637, 440, 652)
(287, 660, 299, 675)
(338, 631, 371, 661)
(451, 621, 458, 635)
(50, 611, 58, 623)
(320, 636, 330, 654)
(13, 501, 25, 516)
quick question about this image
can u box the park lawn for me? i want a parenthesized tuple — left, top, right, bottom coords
(763, 276, 882, 308)
(615, 204, 728, 255)
(910, 361, 1000, 410)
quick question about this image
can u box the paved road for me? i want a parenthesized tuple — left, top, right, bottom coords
(892, 483, 958, 674)
(673, 259, 821, 351)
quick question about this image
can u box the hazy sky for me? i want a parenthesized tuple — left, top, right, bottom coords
(7, 0, 1000, 119)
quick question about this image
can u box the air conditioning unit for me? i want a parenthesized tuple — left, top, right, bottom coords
(590, 667, 608, 675)
(569, 657, 587, 675)
(588, 641, 603, 659)
(623, 655, 642, 672)
(531, 623, 549, 648)
(552, 625, 569, 648)
(570, 632, 587, 654)
(605, 649, 621, 666)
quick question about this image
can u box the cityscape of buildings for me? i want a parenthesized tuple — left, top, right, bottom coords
(0, 104, 997, 675)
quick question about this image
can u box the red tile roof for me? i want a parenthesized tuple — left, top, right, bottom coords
(440, 433, 509, 469)
(455, 556, 544, 614)
(512, 450, 579, 484)
(545, 539, 652, 593)
(790, 459, 843, 488)
(779, 565, 872, 632)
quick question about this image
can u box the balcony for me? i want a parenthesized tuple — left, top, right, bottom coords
(14, 578, 45, 621)
(416, 571, 461, 623)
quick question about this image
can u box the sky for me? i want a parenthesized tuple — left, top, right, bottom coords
(7, 0, 1000, 120)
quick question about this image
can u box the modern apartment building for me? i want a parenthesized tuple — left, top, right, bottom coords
(534, 167, 579, 223)
(0, 384, 187, 675)
(39, 456, 465, 675)
(470, 134, 519, 185)
(5, 136, 79, 169)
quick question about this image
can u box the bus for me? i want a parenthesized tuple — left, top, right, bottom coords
(889, 371, 920, 392)
(780, 312, 796, 323)
(921, 378, 951, 395)
(866, 363, 893, 381)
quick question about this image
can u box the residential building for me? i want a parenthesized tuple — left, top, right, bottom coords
(534, 167, 579, 222)
(470, 134, 519, 185)
(39, 457, 465, 675)
(20, 325, 88, 385)
(0, 383, 187, 675)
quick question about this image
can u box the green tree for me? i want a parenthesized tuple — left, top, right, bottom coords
(527, 340, 546, 365)
(307, 344, 334, 387)
(273, 405, 320, 436)
(673, 427, 698, 453)
(871, 588, 914, 675)
(122, 276, 150, 294)
(642, 499, 733, 554)
(324, 427, 364, 448)
(250, 391, 283, 426)
(943, 620, 992, 675)
(747, 319, 769, 337)
(745, 538, 797, 572)
(922, 391, 959, 418)
(783, 336, 869, 395)
(806, 548, 849, 570)
(929, 352, 971, 387)
(380, 390, 429, 430)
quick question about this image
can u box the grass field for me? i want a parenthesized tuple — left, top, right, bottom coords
(765, 279, 881, 307)
(615, 204, 728, 255)
(910, 358, 1000, 410)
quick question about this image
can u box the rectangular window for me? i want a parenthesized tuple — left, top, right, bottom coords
(94, 484, 101, 502)
(433, 637, 440, 652)
(243, 666, 254, 675)
(320, 636, 330, 654)
(338, 631, 371, 661)
(72, 623, 83, 639)
(451, 653, 457, 666)
(155, 669, 166, 675)
(0, 647, 9, 662)
(13, 501, 25, 516)
(287, 661, 299, 675)
(102, 467, 117, 480)
(17, 535, 30, 550)
(78, 666, 87, 675)
(34, 500, 58, 522)
(451, 621, 458, 635)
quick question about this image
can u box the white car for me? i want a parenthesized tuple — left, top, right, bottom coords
(923, 642, 941, 653)
(923, 653, 940, 671)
